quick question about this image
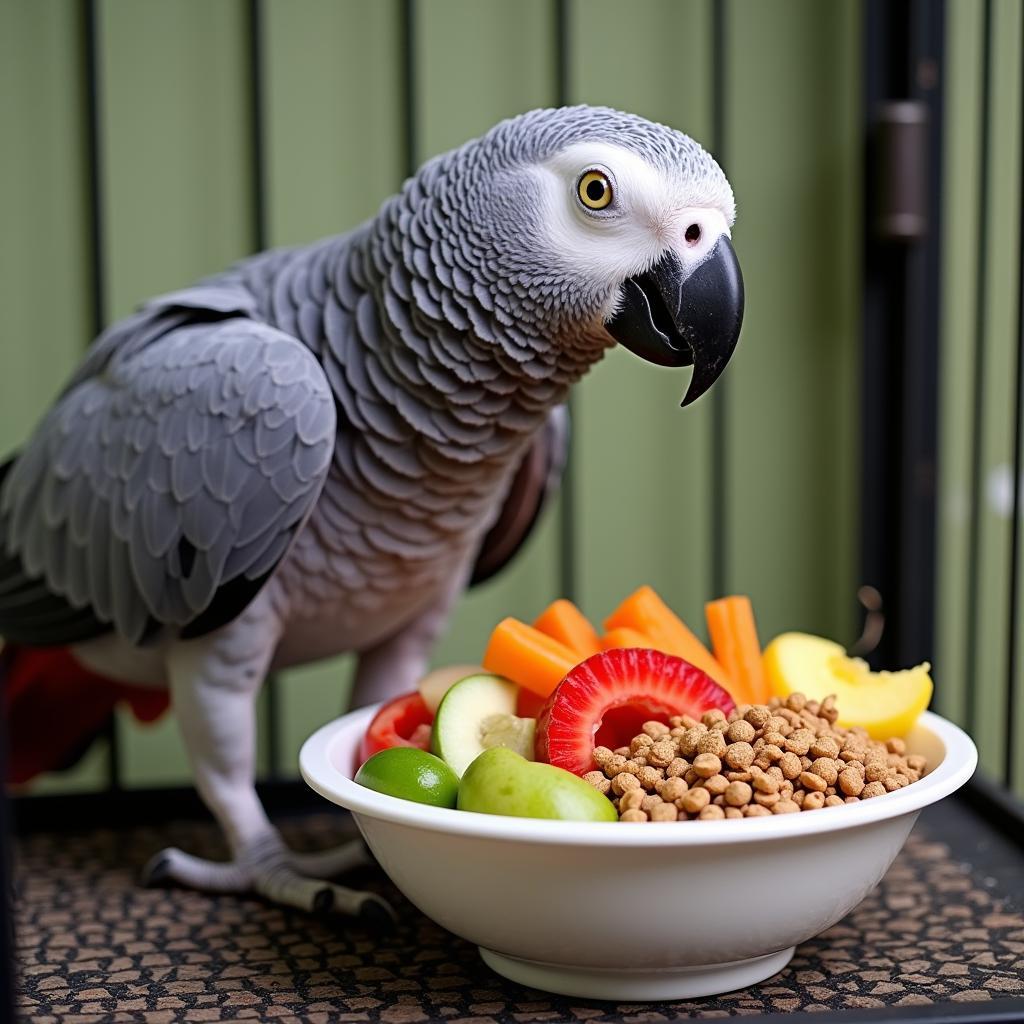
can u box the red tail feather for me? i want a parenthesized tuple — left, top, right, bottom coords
(2, 644, 169, 784)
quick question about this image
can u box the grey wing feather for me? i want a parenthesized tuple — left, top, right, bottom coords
(0, 316, 335, 645)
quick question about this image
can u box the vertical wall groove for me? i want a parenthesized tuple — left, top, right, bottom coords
(83, 0, 120, 792)
(247, 0, 280, 779)
(965, 0, 994, 740)
(401, 0, 418, 177)
(1005, 6, 1024, 787)
(710, 0, 728, 600)
(555, 0, 576, 605)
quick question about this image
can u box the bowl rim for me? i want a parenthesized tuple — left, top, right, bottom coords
(300, 706, 978, 847)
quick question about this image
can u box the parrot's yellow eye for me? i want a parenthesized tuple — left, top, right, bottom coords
(577, 169, 613, 210)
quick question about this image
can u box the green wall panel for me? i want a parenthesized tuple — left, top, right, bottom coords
(0, 1, 92, 453)
(570, 0, 715, 635)
(961, 0, 1022, 783)
(725, 0, 859, 648)
(98, 0, 256, 321)
(418, 0, 563, 672)
(263, 0, 405, 248)
(0, 0, 108, 794)
(936, 0, 985, 729)
(96, 0, 260, 786)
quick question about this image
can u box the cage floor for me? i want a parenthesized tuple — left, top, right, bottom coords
(12, 799, 1024, 1023)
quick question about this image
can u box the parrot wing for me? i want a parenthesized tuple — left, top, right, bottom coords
(0, 315, 336, 646)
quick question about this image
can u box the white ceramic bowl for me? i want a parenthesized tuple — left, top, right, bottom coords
(301, 708, 977, 1001)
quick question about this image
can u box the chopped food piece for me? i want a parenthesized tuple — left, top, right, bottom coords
(355, 747, 459, 808)
(482, 617, 579, 698)
(582, 691, 929, 821)
(458, 747, 617, 822)
(604, 586, 734, 694)
(359, 691, 434, 765)
(533, 599, 602, 659)
(705, 595, 770, 704)
(417, 663, 485, 713)
(516, 687, 547, 719)
(601, 626, 659, 651)
(432, 673, 535, 777)
(763, 632, 933, 739)
(535, 648, 735, 776)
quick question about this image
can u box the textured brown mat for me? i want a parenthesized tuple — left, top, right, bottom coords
(12, 808, 1024, 1023)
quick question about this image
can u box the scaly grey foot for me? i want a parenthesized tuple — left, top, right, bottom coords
(141, 831, 394, 925)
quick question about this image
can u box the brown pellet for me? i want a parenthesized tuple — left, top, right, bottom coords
(635, 765, 664, 790)
(619, 788, 645, 811)
(650, 802, 679, 822)
(619, 809, 647, 822)
(680, 787, 711, 813)
(810, 736, 841, 759)
(808, 757, 839, 786)
(647, 739, 678, 768)
(679, 728, 705, 758)
(773, 799, 801, 814)
(726, 720, 756, 744)
(582, 771, 611, 795)
(611, 773, 641, 795)
(630, 734, 655, 754)
(703, 773, 729, 796)
(724, 741, 755, 770)
(838, 768, 865, 796)
(800, 771, 827, 793)
(778, 752, 803, 779)
(697, 730, 728, 758)
(657, 777, 688, 801)
(725, 781, 753, 807)
(802, 790, 826, 810)
(692, 753, 722, 778)
(698, 804, 726, 820)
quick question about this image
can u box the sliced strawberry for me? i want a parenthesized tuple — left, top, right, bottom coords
(535, 648, 735, 775)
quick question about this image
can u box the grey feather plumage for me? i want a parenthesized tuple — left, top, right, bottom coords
(0, 106, 729, 648)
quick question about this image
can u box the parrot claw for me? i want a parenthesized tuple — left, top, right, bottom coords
(140, 832, 394, 921)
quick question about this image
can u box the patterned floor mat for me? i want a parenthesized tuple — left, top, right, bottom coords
(12, 803, 1024, 1022)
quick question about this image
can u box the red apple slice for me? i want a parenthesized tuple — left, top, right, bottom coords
(535, 648, 735, 775)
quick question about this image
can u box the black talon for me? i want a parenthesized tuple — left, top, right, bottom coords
(141, 853, 173, 888)
(357, 896, 397, 932)
(312, 887, 335, 914)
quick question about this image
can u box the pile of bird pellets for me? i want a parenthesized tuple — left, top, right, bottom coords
(582, 693, 928, 822)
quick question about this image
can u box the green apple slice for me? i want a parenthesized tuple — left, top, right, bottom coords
(431, 673, 536, 777)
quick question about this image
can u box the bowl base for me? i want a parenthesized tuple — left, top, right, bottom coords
(479, 945, 795, 1001)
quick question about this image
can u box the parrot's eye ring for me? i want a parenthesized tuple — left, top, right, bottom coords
(577, 169, 613, 211)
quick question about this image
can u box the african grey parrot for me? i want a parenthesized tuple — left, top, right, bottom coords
(0, 106, 742, 920)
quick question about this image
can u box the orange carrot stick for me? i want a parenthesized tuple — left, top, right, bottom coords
(705, 596, 769, 705)
(601, 626, 660, 651)
(483, 618, 580, 698)
(604, 586, 734, 694)
(533, 599, 602, 659)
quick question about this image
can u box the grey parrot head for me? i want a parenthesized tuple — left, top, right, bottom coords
(411, 105, 743, 405)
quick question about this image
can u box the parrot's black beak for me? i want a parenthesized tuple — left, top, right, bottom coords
(605, 236, 744, 406)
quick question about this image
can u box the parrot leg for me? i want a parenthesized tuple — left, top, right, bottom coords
(349, 559, 474, 708)
(141, 629, 394, 924)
